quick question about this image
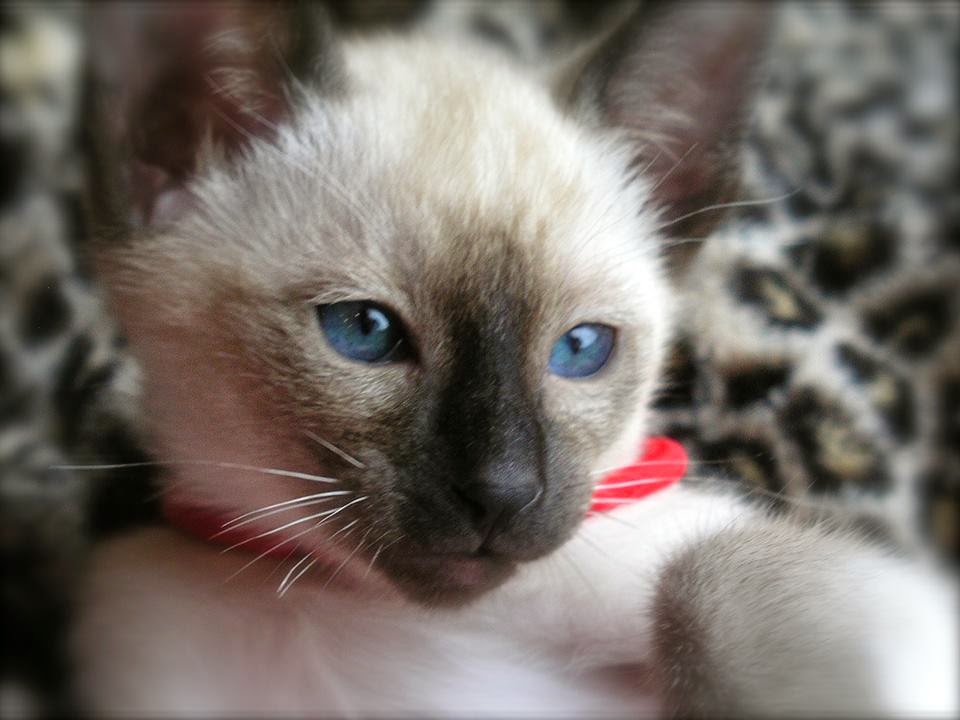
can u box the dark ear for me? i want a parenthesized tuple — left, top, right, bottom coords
(85, 1, 342, 232)
(560, 1, 771, 257)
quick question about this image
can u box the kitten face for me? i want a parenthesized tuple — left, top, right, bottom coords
(104, 40, 669, 603)
(90, 3, 765, 604)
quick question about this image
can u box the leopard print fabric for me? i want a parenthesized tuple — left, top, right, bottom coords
(1, 5, 157, 714)
(1, 1, 957, 715)
(663, 2, 960, 555)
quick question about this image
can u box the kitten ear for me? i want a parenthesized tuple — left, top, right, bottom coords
(559, 1, 771, 255)
(86, 0, 343, 231)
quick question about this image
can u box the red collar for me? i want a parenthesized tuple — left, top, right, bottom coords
(165, 437, 687, 556)
(588, 436, 686, 513)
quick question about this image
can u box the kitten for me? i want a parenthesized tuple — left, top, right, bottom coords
(72, 2, 957, 716)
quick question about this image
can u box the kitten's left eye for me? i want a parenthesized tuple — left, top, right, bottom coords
(317, 301, 409, 363)
(548, 323, 615, 378)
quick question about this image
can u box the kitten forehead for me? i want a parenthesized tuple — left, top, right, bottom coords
(154, 34, 669, 334)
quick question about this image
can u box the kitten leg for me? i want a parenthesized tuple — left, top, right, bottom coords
(474, 485, 957, 717)
(651, 519, 958, 717)
(471, 485, 761, 668)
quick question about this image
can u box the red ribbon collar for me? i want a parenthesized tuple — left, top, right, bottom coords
(165, 437, 687, 556)
(588, 436, 687, 514)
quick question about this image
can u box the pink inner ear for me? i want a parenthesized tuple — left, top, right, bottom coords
(596, 3, 770, 236)
(128, 163, 173, 228)
(94, 1, 296, 228)
(126, 74, 285, 228)
(148, 186, 197, 228)
(645, 29, 760, 209)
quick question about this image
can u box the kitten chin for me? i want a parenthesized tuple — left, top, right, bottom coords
(386, 549, 519, 607)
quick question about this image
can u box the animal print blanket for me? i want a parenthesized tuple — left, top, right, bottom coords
(1, 1, 956, 714)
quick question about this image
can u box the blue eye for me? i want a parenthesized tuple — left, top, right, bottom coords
(317, 301, 408, 363)
(548, 324, 615, 378)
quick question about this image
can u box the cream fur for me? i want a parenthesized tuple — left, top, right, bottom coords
(97, 35, 671, 558)
(76, 26, 958, 719)
(74, 485, 957, 716)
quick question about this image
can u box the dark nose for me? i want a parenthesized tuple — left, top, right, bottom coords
(453, 459, 541, 546)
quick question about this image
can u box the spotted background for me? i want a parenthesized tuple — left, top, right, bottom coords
(1, 1, 957, 715)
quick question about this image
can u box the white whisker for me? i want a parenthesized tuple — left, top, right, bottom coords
(328, 518, 360, 542)
(589, 497, 664, 505)
(554, 543, 600, 603)
(224, 519, 330, 583)
(364, 544, 384, 580)
(219, 490, 353, 531)
(572, 531, 624, 568)
(323, 527, 373, 589)
(222, 496, 368, 553)
(649, 141, 699, 193)
(302, 430, 365, 469)
(653, 190, 800, 234)
(278, 522, 362, 597)
(50, 460, 341, 485)
(637, 146, 664, 179)
(585, 510, 642, 531)
(590, 457, 738, 476)
(590, 462, 687, 477)
(277, 553, 319, 597)
(592, 477, 677, 490)
(266, 543, 302, 581)
(361, 530, 392, 580)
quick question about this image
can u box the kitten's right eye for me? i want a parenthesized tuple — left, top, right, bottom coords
(317, 301, 409, 363)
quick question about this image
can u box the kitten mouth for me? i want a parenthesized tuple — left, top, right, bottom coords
(388, 549, 517, 606)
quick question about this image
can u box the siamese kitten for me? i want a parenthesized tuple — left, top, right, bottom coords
(73, 2, 957, 716)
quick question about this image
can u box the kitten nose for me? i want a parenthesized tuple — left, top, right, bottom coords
(453, 461, 542, 546)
